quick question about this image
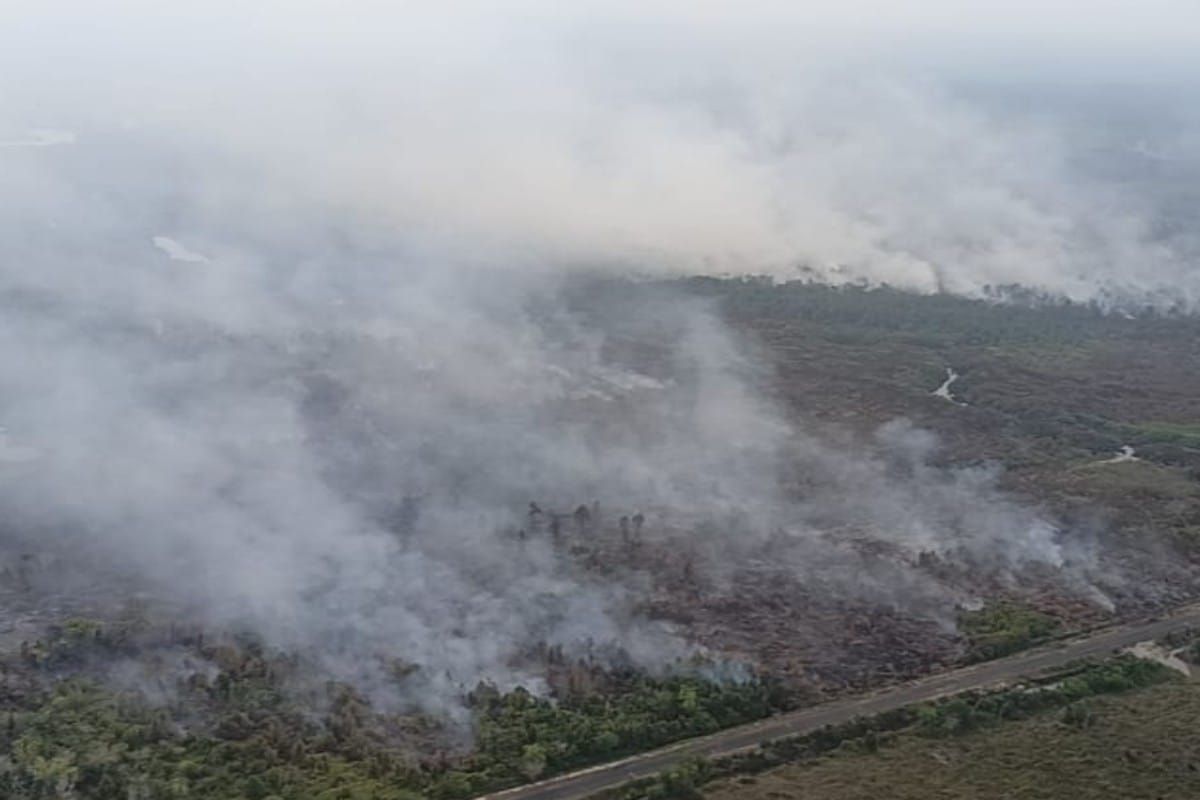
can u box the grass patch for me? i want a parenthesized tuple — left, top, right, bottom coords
(959, 602, 1061, 662)
(1060, 459, 1200, 507)
(1128, 421, 1200, 449)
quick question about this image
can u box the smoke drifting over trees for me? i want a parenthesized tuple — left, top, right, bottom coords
(8, 4, 1197, 301)
(1, 2, 1197, 708)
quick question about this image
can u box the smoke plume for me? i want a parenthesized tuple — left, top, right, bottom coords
(0, 2, 1193, 706)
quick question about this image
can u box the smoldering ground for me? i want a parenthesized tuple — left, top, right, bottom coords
(0, 2, 1196, 712)
(0, 248, 1116, 712)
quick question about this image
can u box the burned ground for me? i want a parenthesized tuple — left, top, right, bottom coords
(3, 280, 1200, 797)
(515, 278, 1200, 695)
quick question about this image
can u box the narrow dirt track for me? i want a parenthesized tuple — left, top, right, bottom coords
(478, 604, 1200, 800)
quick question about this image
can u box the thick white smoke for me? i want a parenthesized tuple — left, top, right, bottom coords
(4, 4, 1196, 303)
(0, 236, 1096, 708)
(0, 2, 1190, 706)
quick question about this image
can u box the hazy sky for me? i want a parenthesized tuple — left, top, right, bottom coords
(3, 2, 1198, 301)
(5, 2, 1199, 73)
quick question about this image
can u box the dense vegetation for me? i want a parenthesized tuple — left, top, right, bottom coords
(675, 277, 1200, 348)
(911, 657, 1168, 738)
(0, 623, 797, 800)
(958, 602, 1062, 662)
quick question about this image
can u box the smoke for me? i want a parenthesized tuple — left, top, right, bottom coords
(0, 2, 1190, 707)
(0, 257, 1101, 707)
(6, 3, 1197, 303)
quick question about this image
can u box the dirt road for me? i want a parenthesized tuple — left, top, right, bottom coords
(479, 604, 1200, 800)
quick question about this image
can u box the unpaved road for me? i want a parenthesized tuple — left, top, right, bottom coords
(479, 604, 1200, 800)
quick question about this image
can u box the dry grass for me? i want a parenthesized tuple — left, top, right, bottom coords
(705, 677, 1200, 800)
